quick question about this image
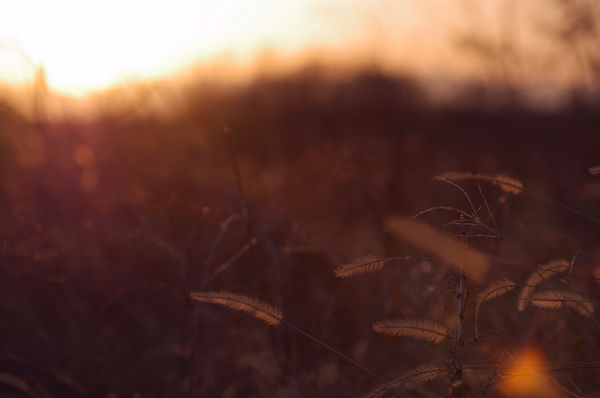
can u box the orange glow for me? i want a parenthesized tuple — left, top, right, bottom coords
(0, 0, 479, 97)
(0, 0, 347, 96)
(499, 348, 559, 397)
(2, 0, 288, 96)
(0, 1, 588, 99)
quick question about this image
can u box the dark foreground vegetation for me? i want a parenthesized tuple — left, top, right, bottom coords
(1, 68, 600, 397)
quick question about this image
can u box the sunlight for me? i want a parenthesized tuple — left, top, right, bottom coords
(0, 0, 326, 96)
(0, 0, 577, 99)
(1, 1, 202, 95)
(0, 0, 467, 98)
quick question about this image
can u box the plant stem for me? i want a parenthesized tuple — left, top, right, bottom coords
(457, 271, 465, 377)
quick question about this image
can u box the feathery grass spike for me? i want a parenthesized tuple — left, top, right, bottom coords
(557, 291, 594, 316)
(437, 172, 523, 195)
(518, 259, 569, 311)
(475, 279, 515, 337)
(335, 255, 389, 278)
(190, 291, 282, 326)
(372, 319, 447, 343)
(384, 217, 489, 284)
(529, 291, 563, 309)
(528, 290, 594, 316)
(366, 364, 447, 398)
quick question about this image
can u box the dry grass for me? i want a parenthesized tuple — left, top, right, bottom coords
(1, 68, 600, 397)
(190, 291, 282, 326)
(436, 172, 524, 195)
(517, 259, 569, 311)
(372, 319, 447, 343)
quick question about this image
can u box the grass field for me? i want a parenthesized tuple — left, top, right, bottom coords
(1, 67, 600, 397)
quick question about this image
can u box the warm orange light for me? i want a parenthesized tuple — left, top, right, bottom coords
(499, 348, 559, 397)
(1, 0, 258, 96)
(0, 1, 582, 99)
(0, 0, 342, 97)
(0, 1, 471, 98)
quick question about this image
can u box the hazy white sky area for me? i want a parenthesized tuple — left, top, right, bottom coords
(0, 0, 581, 96)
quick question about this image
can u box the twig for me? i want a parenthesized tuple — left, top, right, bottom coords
(455, 232, 467, 387)
(202, 213, 242, 268)
(206, 237, 258, 282)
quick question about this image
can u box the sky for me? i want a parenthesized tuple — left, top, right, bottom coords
(0, 0, 585, 97)
(0, 0, 467, 95)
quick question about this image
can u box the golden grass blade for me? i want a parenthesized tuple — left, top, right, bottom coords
(557, 291, 594, 316)
(190, 291, 282, 326)
(474, 279, 516, 337)
(384, 217, 489, 284)
(529, 291, 564, 309)
(334, 255, 390, 278)
(517, 259, 569, 311)
(528, 290, 594, 316)
(477, 279, 516, 303)
(437, 172, 524, 195)
(372, 319, 447, 343)
(366, 364, 447, 398)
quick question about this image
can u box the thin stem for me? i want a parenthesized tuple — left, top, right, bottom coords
(280, 319, 386, 382)
(457, 272, 465, 371)
(484, 177, 600, 227)
(202, 213, 242, 268)
(456, 232, 467, 383)
(206, 237, 258, 282)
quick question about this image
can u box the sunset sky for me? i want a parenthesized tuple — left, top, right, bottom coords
(0, 0, 580, 96)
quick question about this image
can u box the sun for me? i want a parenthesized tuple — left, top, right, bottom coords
(0, 0, 292, 97)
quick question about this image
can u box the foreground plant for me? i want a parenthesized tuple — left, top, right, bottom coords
(190, 172, 600, 397)
(335, 174, 599, 397)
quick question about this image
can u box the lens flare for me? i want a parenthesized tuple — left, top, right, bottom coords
(499, 348, 559, 397)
